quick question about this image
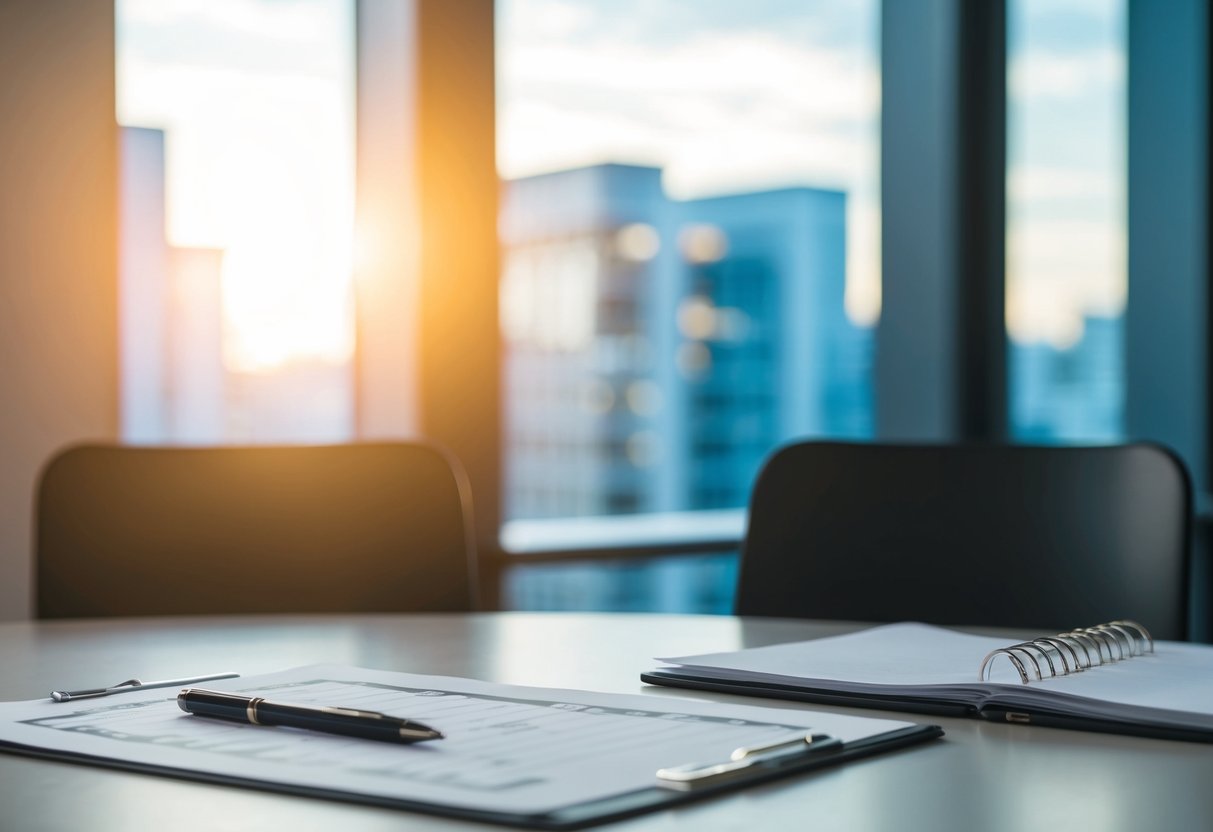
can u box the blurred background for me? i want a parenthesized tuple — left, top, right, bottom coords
(1, 0, 1207, 623)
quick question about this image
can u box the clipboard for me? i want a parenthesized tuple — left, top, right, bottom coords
(0, 665, 942, 829)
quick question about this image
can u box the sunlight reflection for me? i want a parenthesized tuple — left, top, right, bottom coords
(117, 0, 355, 376)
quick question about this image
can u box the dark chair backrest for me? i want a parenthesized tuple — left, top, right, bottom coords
(735, 442, 1191, 640)
(36, 442, 477, 617)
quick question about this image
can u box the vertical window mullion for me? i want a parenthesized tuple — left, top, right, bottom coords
(878, 0, 1004, 440)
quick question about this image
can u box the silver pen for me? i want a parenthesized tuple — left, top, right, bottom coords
(51, 672, 240, 702)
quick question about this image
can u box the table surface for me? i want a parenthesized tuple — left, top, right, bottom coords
(2, 612, 1211, 832)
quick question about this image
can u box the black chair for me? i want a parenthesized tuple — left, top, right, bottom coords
(735, 442, 1192, 640)
(36, 442, 477, 617)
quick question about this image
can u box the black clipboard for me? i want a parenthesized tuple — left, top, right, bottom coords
(0, 665, 944, 830)
(1, 722, 942, 829)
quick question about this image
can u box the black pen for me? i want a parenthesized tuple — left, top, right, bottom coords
(177, 688, 444, 744)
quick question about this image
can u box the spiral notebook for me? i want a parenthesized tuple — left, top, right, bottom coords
(641, 621, 1213, 743)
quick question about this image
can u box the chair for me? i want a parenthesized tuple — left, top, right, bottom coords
(735, 442, 1192, 640)
(36, 442, 477, 617)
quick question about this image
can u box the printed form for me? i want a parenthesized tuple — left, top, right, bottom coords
(0, 664, 914, 816)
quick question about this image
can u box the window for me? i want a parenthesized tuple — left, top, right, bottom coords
(116, 0, 356, 443)
(110, 1, 1207, 623)
(495, 1, 880, 610)
(1006, 0, 1126, 442)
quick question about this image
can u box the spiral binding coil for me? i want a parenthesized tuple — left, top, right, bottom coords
(978, 620, 1154, 685)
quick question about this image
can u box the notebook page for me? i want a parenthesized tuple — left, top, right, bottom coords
(659, 622, 1021, 688)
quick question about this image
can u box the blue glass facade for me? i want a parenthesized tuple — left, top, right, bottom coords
(1010, 316, 1124, 442)
(501, 163, 873, 611)
(501, 164, 872, 523)
(501, 163, 1127, 613)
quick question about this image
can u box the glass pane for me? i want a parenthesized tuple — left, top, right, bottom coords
(1006, 0, 1126, 441)
(497, 1, 880, 529)
(504, 553, 739, 614)
(116, 0, 356, 443)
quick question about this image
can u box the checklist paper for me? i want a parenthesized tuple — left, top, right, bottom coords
(0, 665, 929, 827)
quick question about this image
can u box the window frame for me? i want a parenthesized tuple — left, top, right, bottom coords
(355, 0, 1211, 612)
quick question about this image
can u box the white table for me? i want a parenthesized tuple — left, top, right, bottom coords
(2, 613, 1211, 831)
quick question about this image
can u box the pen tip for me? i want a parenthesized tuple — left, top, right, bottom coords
(400, 726, 444, 742)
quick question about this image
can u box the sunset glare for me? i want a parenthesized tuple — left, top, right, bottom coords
(116, 0, 355, 373)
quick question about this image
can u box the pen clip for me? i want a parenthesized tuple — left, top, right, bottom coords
(656, 731, 841, 787)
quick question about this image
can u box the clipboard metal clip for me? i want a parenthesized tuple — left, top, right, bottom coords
(656, 731, 842, 787)
(50, 672, 240, 702)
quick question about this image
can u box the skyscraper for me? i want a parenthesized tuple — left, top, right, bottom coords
(1010, 314, 1123, 442)
(502, 163, 871, 521)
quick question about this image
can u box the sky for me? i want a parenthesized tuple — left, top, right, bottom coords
(1007, 0, 1126, 349)
(116, 0, 356, 373)
(498, 0, 1126, 346)
(116, 0, 1125, 373)
(497, 0, 883, 326)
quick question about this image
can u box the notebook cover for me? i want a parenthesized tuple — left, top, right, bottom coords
(641, 668, 979, 718)
(643, 669, 1213, 745)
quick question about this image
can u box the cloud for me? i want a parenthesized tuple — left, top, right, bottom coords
(1007, 166, 1121, 203)
(500, 0, 599, 40)
(1006, 218, 1126, 348)
(498, 29, 879, 194)
(120, 0, 339, 42)
(118, 0, 350, 79)
(498, 1, 883, 325)
(1008, 47, 1124, 100)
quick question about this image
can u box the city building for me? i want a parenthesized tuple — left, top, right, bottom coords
(501, 163, 872, 521)
(1010, 315, 1123, 442)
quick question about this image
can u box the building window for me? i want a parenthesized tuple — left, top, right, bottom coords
(1006, 0, 1126, 442)
(496, 0, 880, 610)
(116, 0, 356, 443)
